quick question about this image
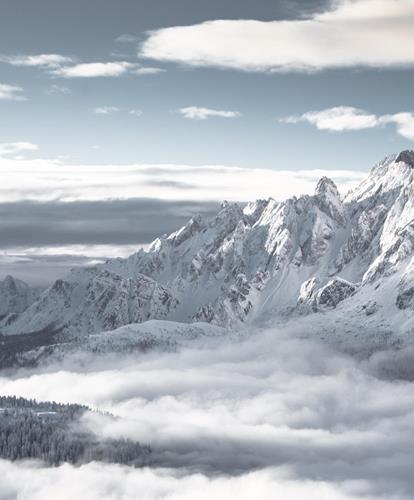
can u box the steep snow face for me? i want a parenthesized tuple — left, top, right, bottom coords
(314, 176, 345, 224)
(339, 151, 414, 285)
(4, 268, 178, 338)
(4, 150, 414, 339)
(0, 276, 41, 321)
(105, 183, 348, 325)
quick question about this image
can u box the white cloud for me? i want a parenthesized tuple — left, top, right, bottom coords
(179, 106, 241, 120)
(0, 156, 366, 203)
(93, 106, 120, 115)
(45, 84, 72, 96)
(282, 106, 414, 140)
(115, 34, 139, 43)
(129, 109, 143, 117)
(133, 66, 165, 75)
(0, 53, 74, 68)
(386, 112, 414, 141)
(1, 326, 414, 497)
(53, 61, 137, 78)
(0, 461, 382, 500)
(282, 106, 381, 131)
(0, 52, 164, 79)
(0, 83, 26, 101)
(0, 142, 38, 157)
(140, 0, 414, 72)
(51, 61, 164, 78)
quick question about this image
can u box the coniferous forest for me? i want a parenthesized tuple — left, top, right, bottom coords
(0, 396, 150, 466)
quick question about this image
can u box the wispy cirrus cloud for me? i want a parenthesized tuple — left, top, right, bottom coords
(93, 106, 120, 115)
(0, 83, 26, 101)
(140, 0, 414, 72)
(179, 106, 241, 120)
(0, 53, 74, 68)
(93, 107, 143, 116)
(133, 66, 165, 75)
(0, 51, 164, 79)
(51, 61, 165, 78)
(45, 84, 72, 96)
(282, 106, 414, 140)
(115, 34, 139, 43)
(52, 61, 137, 78)
(0, 142, 38, 157)
(129, 109, 143, 117)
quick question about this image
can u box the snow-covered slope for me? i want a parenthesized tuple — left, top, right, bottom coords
(3, 268, 178, 339)
(0, 276, 41, 324)
(15, 320, 229, 367)
(4, 150, 414, 343)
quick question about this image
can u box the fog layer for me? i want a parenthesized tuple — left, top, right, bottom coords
(0, 327, 413, 499)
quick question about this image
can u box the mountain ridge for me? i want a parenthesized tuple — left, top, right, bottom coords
(2, 150, 414, 346)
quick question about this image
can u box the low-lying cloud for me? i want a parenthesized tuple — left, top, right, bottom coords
(0, 460, 389, 500)
(1, 326, 414, 498)
(0, 198, 219, 284)
(0, 157, 365, 203)
(0, 142, 39, 157)
(0, 156, 366, 284)
(0, 198, 219, 248)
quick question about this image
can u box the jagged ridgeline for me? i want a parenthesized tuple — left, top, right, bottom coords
(0, 396, 150, 466)
(2, 150, 414, 361)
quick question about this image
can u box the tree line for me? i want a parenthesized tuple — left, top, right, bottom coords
(0, 395, 151, 466)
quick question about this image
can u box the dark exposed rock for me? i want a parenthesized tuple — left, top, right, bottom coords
(396, 287, 414, 310)
(316, 278, 357, 310)
(395, 150, 414, 168)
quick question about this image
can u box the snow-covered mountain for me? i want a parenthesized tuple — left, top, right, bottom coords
(0, 276, 41, 324)
(3, 150, 414, 344)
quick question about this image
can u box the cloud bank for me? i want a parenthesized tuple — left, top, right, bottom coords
(0, 155, 365, 283)
(0, 142, 39, 156)
(0, 461, 387, 500)
(282, 106, 414, 140)
(140, 0, 414, 72)
(0, 157, 365, 204)
(1, 327, 414, 498)
(0, 198, 219, 249)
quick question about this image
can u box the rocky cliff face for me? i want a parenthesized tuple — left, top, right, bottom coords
(4, 150, 414, 339)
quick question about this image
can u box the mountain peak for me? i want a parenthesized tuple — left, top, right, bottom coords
(314, 176, 344, 223)
(315, 176, 340, 197)
(395, 150, 414, 168)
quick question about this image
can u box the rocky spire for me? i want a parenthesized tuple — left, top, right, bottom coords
(395, 150, 414, 168)
(314, 177, 345, 224)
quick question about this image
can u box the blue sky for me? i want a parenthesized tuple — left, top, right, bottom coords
(0, 0, 413, 170)
(0, 0, 414, 282)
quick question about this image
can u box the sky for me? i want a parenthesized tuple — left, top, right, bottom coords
(0, 0, 414, 283)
